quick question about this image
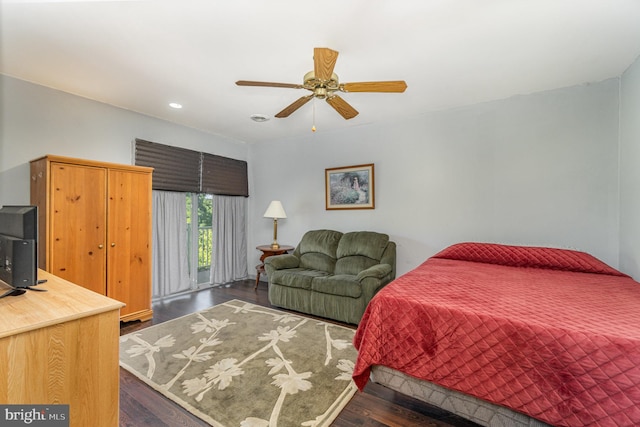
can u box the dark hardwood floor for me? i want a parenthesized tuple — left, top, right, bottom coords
(119, 280, 481, 427)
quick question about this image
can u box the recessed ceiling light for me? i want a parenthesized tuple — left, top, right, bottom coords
(169, 102, 183, 109)
(250, 114, 270, 122)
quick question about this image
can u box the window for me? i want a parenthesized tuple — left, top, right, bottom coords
(186, 193, 213, 287)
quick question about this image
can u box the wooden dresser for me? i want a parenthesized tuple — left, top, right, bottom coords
(0, 270, 124, 427)
(30, 155, 153, 322)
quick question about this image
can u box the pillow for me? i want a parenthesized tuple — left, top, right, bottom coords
(432, 242, 628, 277)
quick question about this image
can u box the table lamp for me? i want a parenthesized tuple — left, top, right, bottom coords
(263, 200, 287, 249)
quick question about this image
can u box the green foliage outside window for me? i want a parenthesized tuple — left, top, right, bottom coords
(186, 194, 213, 227)
(186, 194, 213, 271)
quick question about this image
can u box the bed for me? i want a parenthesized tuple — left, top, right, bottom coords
(352, 242, 640, 427)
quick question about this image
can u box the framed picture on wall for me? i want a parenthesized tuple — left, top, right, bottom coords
(325, 163, 375, 210)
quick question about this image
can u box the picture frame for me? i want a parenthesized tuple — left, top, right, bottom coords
(325, 163, 375, 210)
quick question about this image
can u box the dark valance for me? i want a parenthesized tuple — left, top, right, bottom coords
(201, 152, 248, 196)
(134, 139, 248, 196)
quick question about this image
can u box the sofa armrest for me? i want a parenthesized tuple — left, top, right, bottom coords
(264, 254, 300, 270)
(356, 263, 392, 281)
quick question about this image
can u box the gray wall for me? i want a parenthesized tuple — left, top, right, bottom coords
(0, 75, 248, 205)
(620, 55, 640, 279)
(0, 74, 629, 279)
(250, 79, 622, 276)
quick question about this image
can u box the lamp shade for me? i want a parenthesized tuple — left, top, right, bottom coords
(263, 200, 287, 219)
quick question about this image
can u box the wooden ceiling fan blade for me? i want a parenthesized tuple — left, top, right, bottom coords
(236, 80, 303, 89)
(341, 80, 407, 93)
(314, 47, 339, 82)
(326, 95, 359, 120)
(275, 95, 314, 118)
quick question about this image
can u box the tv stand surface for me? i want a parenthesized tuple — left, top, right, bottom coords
(0, 270, 124, 427)
(0, 279, 48, 299)
(0, 287, 26, 298)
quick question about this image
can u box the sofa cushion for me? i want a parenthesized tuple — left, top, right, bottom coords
(270, 268, 329, 290)
(335, 231, 390, 275)
(337, 231, 389, 259)
(311, 275, 362, 298)
(297, 229, 343, 272)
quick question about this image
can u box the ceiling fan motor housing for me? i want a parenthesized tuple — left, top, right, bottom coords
(303, 71, 340, 98)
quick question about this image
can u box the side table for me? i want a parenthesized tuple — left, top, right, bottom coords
(255, 244, 294, 290)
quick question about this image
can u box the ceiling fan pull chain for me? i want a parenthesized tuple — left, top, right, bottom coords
(311, 98, 317, 132)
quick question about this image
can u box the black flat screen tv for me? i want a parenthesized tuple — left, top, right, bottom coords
(0, 205, 45, 297)
(0, 205, 38, 240)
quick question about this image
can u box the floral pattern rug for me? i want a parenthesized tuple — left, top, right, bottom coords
(119, 299, 358, 427)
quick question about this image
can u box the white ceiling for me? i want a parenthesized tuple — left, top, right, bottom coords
(2, 0, 640, 144)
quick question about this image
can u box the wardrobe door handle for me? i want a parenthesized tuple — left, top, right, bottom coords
(111, 243, 116, 247)
(98, 244, 104, 249)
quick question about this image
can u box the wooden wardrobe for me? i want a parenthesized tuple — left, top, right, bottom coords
(30, 155, 153, 322)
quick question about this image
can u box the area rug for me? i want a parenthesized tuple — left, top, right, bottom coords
(119, 299, 358, 427)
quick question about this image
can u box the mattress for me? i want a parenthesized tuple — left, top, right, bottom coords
(352, 242, 640, 426)
(371, 365, 551, 427)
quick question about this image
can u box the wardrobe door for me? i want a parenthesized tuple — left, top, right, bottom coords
(107, 169, 152, 320)
(50, 163, 107, 294)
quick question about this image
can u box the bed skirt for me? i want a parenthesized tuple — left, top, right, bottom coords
(370, 365, 551, 427)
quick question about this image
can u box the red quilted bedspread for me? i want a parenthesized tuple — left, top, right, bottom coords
(352, 242, 640, 427)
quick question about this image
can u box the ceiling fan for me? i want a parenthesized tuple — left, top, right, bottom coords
(236, 47, 407, 120)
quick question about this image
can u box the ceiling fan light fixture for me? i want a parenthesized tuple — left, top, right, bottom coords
(314, 87, 328, 99)
(250, 114, 270, 122)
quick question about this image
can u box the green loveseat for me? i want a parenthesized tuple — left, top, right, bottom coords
(264, 229, 396, 324)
